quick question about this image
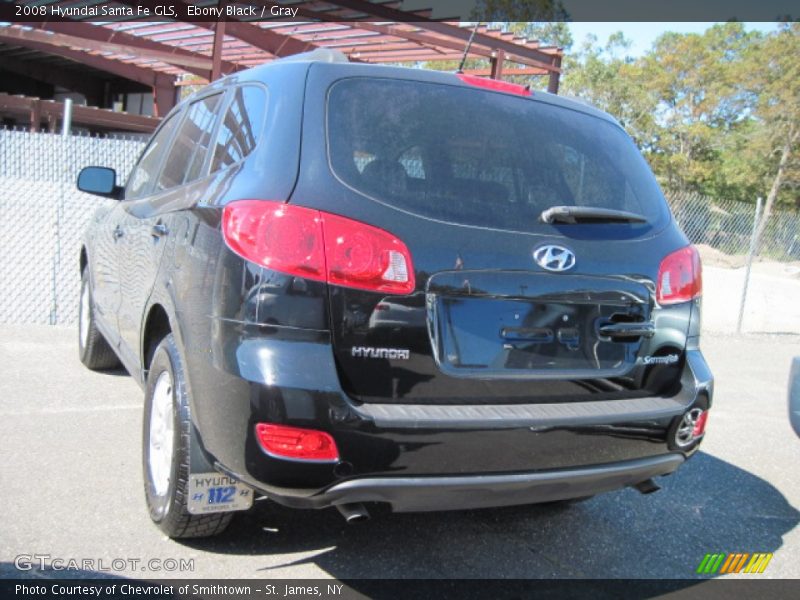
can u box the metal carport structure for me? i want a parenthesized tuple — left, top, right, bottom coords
(0, 1, 563, 131)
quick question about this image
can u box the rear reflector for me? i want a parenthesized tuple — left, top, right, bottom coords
(692, 411, 709, 437)
(222, 200, 415, 295)
(656, 245, 702, 305)
(456, 73, 532, 96)
(255, 423, 339, 462)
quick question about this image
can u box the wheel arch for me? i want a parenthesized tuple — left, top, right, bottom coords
(142, 303, 172, 377)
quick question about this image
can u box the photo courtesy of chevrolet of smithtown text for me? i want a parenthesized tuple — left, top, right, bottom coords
(0, 0, 799, 599)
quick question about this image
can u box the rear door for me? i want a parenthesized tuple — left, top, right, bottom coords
(117, 92, 226, 368)
(293, 69, 690, 405)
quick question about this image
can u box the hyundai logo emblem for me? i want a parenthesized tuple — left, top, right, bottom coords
(533, 244, 576, 272)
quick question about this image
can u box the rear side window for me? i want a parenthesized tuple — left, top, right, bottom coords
(126, 113, 179, 200)
(210, 85, 267, 172)
(327, 78, 668, 231)
(157, 93, 223, 191)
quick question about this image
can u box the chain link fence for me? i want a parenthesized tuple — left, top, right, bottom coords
(1, 128, 798, 333)
(668, 190, 800, 261)
(0, 128, 145, 325)
(667, 190, 800, 333)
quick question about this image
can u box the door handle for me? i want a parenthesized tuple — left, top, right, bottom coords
(112, 226, 124, 240)
(598, 322, 655, 339)
(151, 223, 169, 238)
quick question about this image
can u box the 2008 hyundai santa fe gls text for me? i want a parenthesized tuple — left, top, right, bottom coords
(75, 49, 713, 538)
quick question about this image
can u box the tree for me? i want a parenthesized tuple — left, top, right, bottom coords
(739, 23, 800, 243)
(638, 23, 756, 192)
(502, 22, 573, 51)
(560, 32, 658, 148)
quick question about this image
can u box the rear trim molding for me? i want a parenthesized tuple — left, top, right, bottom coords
(314, 454, 684, 512)
(353, 395, 687, 429)
(351, 349, 712, 429)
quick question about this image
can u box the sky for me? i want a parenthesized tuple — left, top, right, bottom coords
(567, 22, 780, 56)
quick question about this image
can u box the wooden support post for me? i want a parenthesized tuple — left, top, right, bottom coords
(547, 55, 562, 94)
(490, 49, 505, 80)
(29, 99, 41, 132)
(211, 20, 226, 81)
(152, 76, 176, 117)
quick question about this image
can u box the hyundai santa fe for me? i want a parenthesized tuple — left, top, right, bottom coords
(76, 49, 713, 538)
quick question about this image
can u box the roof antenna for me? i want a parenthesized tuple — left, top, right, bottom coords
(456, 22, 481, 74)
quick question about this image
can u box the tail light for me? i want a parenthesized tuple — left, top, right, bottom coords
(656, 245, 702, 305)
(692, 410, 709, 437)
(222, 200, 415, 295)
(255, 423, 339, 462)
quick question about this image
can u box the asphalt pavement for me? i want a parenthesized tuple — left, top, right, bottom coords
(1, 325, 799, 579)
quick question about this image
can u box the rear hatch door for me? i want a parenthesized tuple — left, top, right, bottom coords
(294, 67, 689, 404)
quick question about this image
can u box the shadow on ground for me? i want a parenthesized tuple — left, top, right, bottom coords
(180, 452, 799, 579)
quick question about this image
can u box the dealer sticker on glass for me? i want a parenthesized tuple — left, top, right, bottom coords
(187, 474, 253, 515)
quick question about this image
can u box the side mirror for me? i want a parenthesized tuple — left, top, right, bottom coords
(77, 166, 122, 199)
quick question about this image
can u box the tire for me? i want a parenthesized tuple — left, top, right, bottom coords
(142, 333, 233, 539)
(78, 268, 120, 370)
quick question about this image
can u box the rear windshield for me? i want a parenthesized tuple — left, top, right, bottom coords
(327, 77, 669, 232)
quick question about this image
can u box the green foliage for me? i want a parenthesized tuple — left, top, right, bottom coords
(415, 22, 798, 209)
(502, 22, 574, 50)
(562, 23, 798, 208)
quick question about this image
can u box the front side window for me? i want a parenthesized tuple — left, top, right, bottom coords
(125, 113, 179, 200)
(210, 86, 267, 173)
(157, 93, 223, 191)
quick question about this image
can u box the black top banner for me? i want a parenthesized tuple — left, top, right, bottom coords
(0, 0, 796, 23)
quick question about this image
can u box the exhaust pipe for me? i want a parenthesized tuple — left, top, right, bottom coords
(336, 503, 370, 524)
(634, 478, 661, 495)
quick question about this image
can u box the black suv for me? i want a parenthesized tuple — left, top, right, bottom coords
(77, 50, 712, 538)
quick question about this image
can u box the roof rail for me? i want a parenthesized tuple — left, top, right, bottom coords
(278, 48, 350, 64)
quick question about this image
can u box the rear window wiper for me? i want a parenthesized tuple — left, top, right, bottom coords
(540, 206, 648, 224)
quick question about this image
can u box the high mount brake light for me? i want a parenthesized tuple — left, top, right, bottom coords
(222, 200, 415, 295)
(255, 423, 339, 462)
(455, 73, 532, 97)
(656, 245, 703, 305)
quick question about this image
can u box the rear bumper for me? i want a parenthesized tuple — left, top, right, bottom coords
(256, 454, 684, 512)
(182, 319, 712, 508)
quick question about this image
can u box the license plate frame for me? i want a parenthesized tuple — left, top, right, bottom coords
(187, 473, 254, 515)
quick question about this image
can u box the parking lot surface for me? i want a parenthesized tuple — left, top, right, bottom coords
(1, 325, 799, 579)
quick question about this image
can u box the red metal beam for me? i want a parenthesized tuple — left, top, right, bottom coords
(201, 20, 319, 58)
(176, 0, 323, 58)
(0, 29, 175, 89)
(2, 24, 204, 73)
(490, 49, 505, 79)
(28, 22, 211, 78)
(210, 21, 226, 81)
(321, 0, 561, 71)
(152, 78, 176, 117)
(548, 55, 562, 94)
(29, 98, 41, 132)
(34, 21, 238, 80)
(0, 30, 178, 116)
